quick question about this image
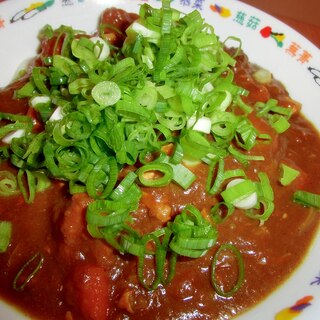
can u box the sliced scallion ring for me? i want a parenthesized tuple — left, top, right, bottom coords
(13, 252, 44, 291)
(92, 81, 121, 107)
(136, 163, 173, 187)
(211, 243, 244, 297)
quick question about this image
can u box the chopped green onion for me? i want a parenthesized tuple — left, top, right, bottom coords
(255, 99, 292, 133)
(169, 205, 218, 258)
(223, 169, 246, 180)
(121, 234, 146, 257)
(169, 143, 184, 165)
(293, 190, 320, 209)
(252, 68, 272, 84)
(91, 81, 121, 107)
(235, 118, 257, 151)
(86, 200, 130, 227)
(17, 169, 36, 204)
(166, 161, 196, 190)
(210, 202, 235, 224)
(187, 116, 212, 134)
(110, 171, 137, 201)
(0, 171, 20, 197)
(53, 55, 82, 77)
(13, 252, 44, 291)
(0, 112, 32, 141)
(0, 221, 12, 253)
(228, 145, 264, 166)
(137, 234, 163, 290)
(223, 36, 242, 58)
(211, 243, 244, 297)
(256, 172, 274, 202)
(279, 163, 300, 186)
(136, 163, 173, 187)
(33, 171, 52, 192)
(181, 130, 212, 161)
(255, 99, 278, 118)
(15, 81, 36, 98)
(158, 228, 177, 285)
(269, 114, 290, 133)
(32, 67, 50, 95)
(206, 158, 225, 195)
(221, 179, 257, 208)
(245, 197, 275, 225)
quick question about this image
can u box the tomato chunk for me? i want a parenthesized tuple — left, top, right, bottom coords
(68, 265, 110, 320)
(100, 8, 138, 47)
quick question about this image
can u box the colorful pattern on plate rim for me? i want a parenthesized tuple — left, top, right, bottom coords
(0, 0, 318, 88)
(275, 272, 320, 319)
(275, 296, 313, 320)
(0, 0, 319, 318)
(205, 1, 319, 89)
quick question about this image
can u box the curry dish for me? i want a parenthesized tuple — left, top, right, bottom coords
(0, 2, 320, 320)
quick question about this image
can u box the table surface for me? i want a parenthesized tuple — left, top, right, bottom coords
(240, 0, 320, 48)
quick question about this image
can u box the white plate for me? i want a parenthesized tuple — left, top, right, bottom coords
(0, 0, 319, 319)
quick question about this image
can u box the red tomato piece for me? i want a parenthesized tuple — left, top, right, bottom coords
(70, 264, 111, 320)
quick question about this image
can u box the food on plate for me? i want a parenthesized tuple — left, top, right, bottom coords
(0, 1, 319, 319)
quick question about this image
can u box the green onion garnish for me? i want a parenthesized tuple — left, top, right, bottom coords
(221, 179, 256, 206)
(92, 81, 121, 107)
(169, 205, 218, 258)
(254, 99, 293, 133)
(0, 221, 12, 253)
(13, 252, 44, 291)
(293, 190, 320, 209)
(211, 243, 245, 297)
(136, 163, 173, 187)
(0, 171, 20, 197)
(279, 163, 300, 186)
